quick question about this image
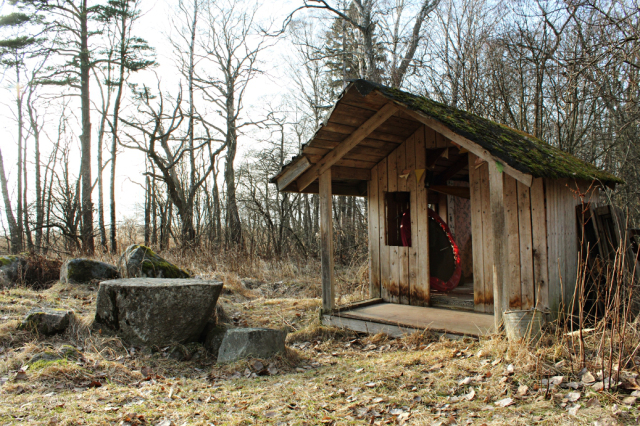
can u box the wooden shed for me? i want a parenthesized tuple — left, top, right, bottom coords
(271, 80, 622, 337)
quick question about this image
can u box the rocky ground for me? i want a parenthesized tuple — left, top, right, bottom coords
(0, 273, 639, 425)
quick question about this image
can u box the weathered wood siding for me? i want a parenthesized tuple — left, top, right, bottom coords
(369, 126, 430, 305)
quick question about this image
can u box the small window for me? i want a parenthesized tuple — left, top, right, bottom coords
(385, 192, 411, 247)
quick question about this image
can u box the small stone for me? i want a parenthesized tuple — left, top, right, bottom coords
(567, 392, 581, 402)
(217, 328, 287, 363)
(19, 308, 74, 336)
(581, 371, 596, 384)
(517, 385, 528, 396)
(567, 404, 580, 416)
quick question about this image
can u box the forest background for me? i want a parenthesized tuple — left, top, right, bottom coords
(0, 0, 638, 270)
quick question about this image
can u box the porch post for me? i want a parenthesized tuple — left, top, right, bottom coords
(489, 161, 506, 329)
(319, 168, 335, 313)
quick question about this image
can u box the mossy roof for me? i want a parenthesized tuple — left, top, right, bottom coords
(352, 79, 622, 185)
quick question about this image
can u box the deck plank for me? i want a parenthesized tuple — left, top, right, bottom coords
(331, 302, 494, 336)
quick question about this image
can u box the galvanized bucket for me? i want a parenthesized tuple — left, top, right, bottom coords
(503, 309, 545, 342)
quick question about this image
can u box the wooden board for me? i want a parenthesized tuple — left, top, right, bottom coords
(545, 179, 562, 317)
(517, 181, 535, 310)
(396, 139, 410, 305)
(479, 162, 494, 313)
(320, 169, 335, 312)
(503, 174, 522, 310)
(405, 131, 417, 305)
(413, 126, 430, 306)
(369, 166, 381, 299)
(378, 158, 391, 302)
(388, 148, 400, 303)
(530, 178, 549, 312)
(327, 302, 495, 337)
(488, 162, 506, 327)
(469, 154, 486, 312)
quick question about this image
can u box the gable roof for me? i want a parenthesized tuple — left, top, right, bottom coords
(272, 79, 622, 192)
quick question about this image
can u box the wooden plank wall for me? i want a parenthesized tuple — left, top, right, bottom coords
(369, 125, 430, 306)
(545, 178, 596, 318)
(468, 159, 551, 315)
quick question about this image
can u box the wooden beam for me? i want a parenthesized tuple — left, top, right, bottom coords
(429, 185, 471, 199)
(426, 148, 448, 169)
(400, 106, 534, 187)
(320, 169, 335, 313)
(297, 103, 399, 191)
(276, 156, 311, 191)
(489, 162, 506, 329)
(331, 166, 371, 181)
(434, 153, 469, 183)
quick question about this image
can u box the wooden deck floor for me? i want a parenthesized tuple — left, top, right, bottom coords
(324, 302, 495, 338)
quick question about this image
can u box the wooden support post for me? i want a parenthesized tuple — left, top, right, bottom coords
(320, 169, 335, 313)
(489, 161, 506, 329)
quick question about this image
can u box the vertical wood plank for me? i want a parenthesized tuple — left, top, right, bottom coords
(563, 181, 579, 313)
(503, 174, 522, 310)
(546, 179, 561, 317)
(531, 178, 549, 312)
(517, 181, 535, 310)
(406, 132, 417, 305)
(379, 158, 390, 302)
(489, 162, 506, 327)
(369, 166, 381, 299)
(479, 162, 494, 313)
(388, 148, 400, 303)
(320, 169, 334, 312)
(469, 153, 486, 312)
(414, 126, 430, 306)
(438, 193, 448, 223)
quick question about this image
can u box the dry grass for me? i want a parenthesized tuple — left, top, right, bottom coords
(0, 252, 638, 425)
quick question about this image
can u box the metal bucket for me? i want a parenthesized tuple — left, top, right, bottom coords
(503, 309, 545, 342)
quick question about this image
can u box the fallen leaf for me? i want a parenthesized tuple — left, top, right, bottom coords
(506, 364, 515, 375)
(264, 411, 277, 418)
(581, 371, 596, 384)
(464, 389, 476, 401)
(389, 408, 405, 415)
(517, 385, 528, 396)
(494, 398, 514, 407)
(458, 377, 472, 386)
(372, 397, 384, 403)
(88, 381, 102, 388)
(14, 370, 27, 381)
(140, 367, 153, 377)
(267, 364, 278, 376)
(251, 360, 264, 371)
(429, 363, 444, 371)
(567, 392, 581, 402)
(622, 396, 637, 406)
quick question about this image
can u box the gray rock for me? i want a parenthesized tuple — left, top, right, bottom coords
(60, 258, 121, 284)
(93, 278, 223, 346)
(19, 307, 74, 336)
(118, 245, 190, 279)
(201, 321, 230, 359)
(0, 255, 27, 287)
(217, 328, 287, 363)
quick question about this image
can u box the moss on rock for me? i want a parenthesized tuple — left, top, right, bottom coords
(119, 245, 190, 279)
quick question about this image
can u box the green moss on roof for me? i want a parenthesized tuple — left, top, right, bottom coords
(352, 80, 622, 185)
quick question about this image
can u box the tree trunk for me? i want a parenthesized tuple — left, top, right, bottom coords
(80, 0, 94, 255)
(224, 91, 242, 247)
(0, 148, 21, 253)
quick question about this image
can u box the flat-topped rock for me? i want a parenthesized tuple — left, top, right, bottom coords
(118, 245, 190, 279)
(93, 278, 223, 346)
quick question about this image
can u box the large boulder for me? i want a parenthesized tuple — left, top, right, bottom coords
(0, 255, 27, 287)
(93, 278, 223, 346)
(19, 307, 74, 336)
(217, 328, 287, 363)
(60, 258, 121, 284)
(118, 245, 190, 279)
